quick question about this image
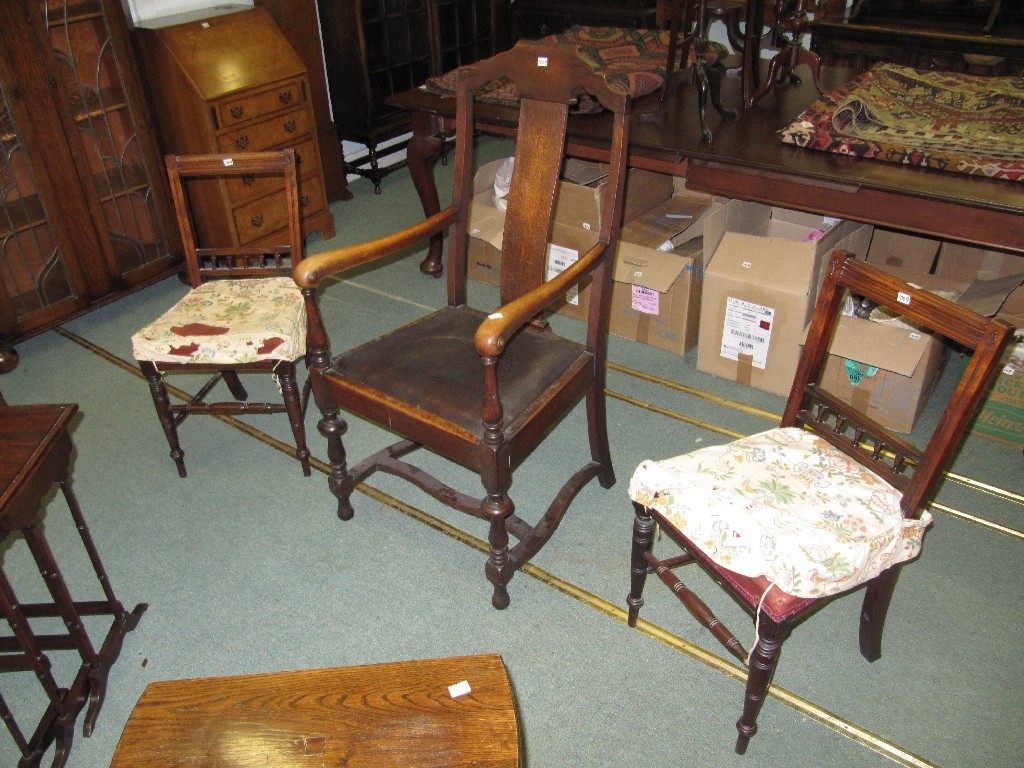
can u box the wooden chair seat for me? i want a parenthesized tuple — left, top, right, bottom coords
(333, 307, 590, 443)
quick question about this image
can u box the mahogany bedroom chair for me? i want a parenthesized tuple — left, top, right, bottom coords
(131, 150, 311, 478)
(294, 40, 631, 609)
(627, 250, 1013, 753)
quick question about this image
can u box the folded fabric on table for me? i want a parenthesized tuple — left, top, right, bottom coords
(778, 63, 1024, 182)
(423, 25, 726, 114)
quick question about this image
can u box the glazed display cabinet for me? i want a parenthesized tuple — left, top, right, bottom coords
(317, 0, 512, 192)
(0, 0, 180, 372)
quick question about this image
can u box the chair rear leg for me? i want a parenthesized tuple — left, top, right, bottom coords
(586, 382, 615, 489)
(859, 566, 901, 662)
(140, 361, 186, 477)
(221, 370, 249, 401)
(627, 502, 655, 626)
(277, 361, 311, 476)
(735, 624, 783, 754)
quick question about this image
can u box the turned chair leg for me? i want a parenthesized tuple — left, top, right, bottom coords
(277, 361, 311, 476)
(736, 622, 783, 754)
(318, 408, 355, 520)
(627, 503, 656, 626)
(140, 361, 186, 477)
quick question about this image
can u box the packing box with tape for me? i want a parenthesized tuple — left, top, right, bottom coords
(819, 269, 1024, 434)
(696, 204, 873, 396)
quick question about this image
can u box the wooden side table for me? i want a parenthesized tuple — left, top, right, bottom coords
(0, 404, 146, 768)
(109, 654, 521, 767)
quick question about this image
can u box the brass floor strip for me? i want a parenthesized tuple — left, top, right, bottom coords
(607, 360, 779, 421)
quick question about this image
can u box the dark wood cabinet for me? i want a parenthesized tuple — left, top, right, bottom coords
(134, 7, 335, 247)
(812, 0, 1024, 75)
(0, 0, 180, 371)
(317, 0, 512, 191)
(512, 0, 659, 39)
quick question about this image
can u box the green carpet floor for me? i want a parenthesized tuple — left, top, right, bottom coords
(1, 135, 1021, 768)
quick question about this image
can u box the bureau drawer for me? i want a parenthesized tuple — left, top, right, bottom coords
(232, 173, 327, 245)
(217, 108, 313, 154)
(222, 138, 318, 204)
(215, 79, 307, 129)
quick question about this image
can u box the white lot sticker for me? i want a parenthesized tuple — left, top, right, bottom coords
(546, 243, 580, 305)
(720, 296, 774, 369)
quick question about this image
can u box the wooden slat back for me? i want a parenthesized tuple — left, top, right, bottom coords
(164, 150, 302, 287)
(784, 251, 1015, 518)
(448, 40, 631, 308)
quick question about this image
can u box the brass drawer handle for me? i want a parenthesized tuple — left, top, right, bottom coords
(235, 135, 250, 150)
(230, 105, 244, 119)
(283, 120, 296, 133)
(251, 214, 264, 229)
(242, 173, 255, 186)
(279, 91, 293, 104)
(300, 194, 310, 208)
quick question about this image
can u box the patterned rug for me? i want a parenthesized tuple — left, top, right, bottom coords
(778, 63, 1024, 182)
(424, 26, 725, 114)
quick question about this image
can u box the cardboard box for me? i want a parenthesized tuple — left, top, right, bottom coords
(466, 156, 673, 293)
(819, 314, 950, 433)
(696, 204, 872, 396)
(934, 242, 1024, 282)
(819, 272, 1024, 434)
(970, 284, 1024, 446)
(972, 338, 1024, 447)
(864, 229, 940, 274)
(607, 193, 716, 354)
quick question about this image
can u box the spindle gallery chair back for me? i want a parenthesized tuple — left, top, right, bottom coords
(627, 250, 1013, 753)
(131, 150, 311, 478)
(293, 40, 632, 609)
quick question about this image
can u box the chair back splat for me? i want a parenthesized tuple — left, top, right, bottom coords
(294, 40, 632, 609)
(627, 249, 1013, 754)
(131, 150, 311, 478)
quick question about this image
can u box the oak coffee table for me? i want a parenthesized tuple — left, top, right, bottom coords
(109, 653, 521, 767)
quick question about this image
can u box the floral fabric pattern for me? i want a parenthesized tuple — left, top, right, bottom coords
(629, 427, 931, 599)
(778, 63, 1024, 182)
(132, 277, 306, 365)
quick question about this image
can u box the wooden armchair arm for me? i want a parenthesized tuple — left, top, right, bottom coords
(475, 239, 610, 357)
(293, 207, 458, 289)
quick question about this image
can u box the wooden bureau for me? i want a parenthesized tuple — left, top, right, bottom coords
(134, 6, 335, 246)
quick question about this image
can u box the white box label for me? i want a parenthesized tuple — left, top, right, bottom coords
(720, 297, 774, 369)
(546, 243, 580, 305)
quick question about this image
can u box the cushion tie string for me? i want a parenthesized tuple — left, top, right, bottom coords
(747, 582, 777, 668)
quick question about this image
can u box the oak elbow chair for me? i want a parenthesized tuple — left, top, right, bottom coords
(131, 150, 311, 478)
(627, 250, 1013, 753)
(293, 40, 632, 609)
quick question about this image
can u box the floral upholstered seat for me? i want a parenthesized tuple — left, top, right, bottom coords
(131, 277, 306, 366)
(628, 427, 932, 600)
